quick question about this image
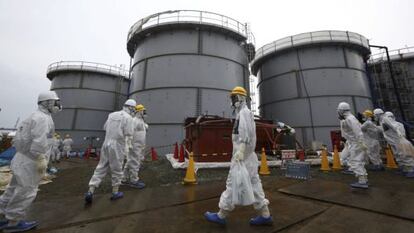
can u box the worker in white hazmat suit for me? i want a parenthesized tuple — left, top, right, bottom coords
(50, 134, 62, 163)
(337, 102, 369, 188)
(85, 99, 136, 204)
(374, 109, 414, 177)
(0, 91, 61, 232)
(122, 104, 147, 189)
(205, 86, 272, 226)
(361, 110, 384, 171)
(62, 134, 73, 158)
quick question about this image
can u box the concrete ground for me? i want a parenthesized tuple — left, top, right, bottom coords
(20, 156, 414, 233)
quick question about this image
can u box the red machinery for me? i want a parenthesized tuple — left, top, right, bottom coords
(330, 130, 344, 151)
(184, 115, 291, 162)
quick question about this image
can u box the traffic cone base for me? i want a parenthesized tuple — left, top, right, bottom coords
(332, 145, 342, 170)
(385, 146, 398, 169)
(259, 148, 271, 176)
(183, 152, 197, 184)
(320, 149, 331, 172)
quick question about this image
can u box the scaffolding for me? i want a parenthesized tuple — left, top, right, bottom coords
(369, 58, 414, 136)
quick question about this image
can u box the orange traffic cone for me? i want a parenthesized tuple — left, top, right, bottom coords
(259, 148, 271, 175)
(297, 149, 305, 161)
(173, 143, 179, 159)
(385, 145, 398, 169)
(332, 145, 342, 170)
(178, 144, 185, 163)
(151, 147, 158, 161)
(183, 152, 197, 185)
(320, 148, 331, 172)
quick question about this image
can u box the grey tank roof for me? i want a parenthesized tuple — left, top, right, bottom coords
(251, 30, 371, 75)
(126, 10, 248, 57)
(47, 61, 129, 80)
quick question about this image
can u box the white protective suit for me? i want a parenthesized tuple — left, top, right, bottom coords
(123, 116, 146, 182)
(0, 106, 54, 221)
(218, 102, 269, 213)
(51, 137, 62, 162)
(62, 137, 73, 158)
(340, 112, 368, 177)
(380, 114, 414, 171)
(88, 109, 134, 188)
(361, 118, 382, 166)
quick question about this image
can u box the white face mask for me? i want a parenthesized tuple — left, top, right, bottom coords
(45, 100, 62, 113)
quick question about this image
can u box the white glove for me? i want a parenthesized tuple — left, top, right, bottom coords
(234, 143, 246, 161)
(290, 128, 296, 134)
(36, 154, 48, 175)
(126, 136, 133, 149)
(144, 123, 149, 130)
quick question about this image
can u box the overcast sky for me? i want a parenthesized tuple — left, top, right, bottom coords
(0, 0, 412, 128)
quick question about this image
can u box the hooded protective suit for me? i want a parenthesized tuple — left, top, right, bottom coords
(361, 118, 382, 166)
(380, 113, 414, 171)
(340, 112, 368, 178)
(123, 116, 146, 183)
(218, 101, 269, 214)
(62, 137, 73, 158)
(88, 109, 134, 188)
(51, 136, 62, 162)
(0, 105, 54, 221)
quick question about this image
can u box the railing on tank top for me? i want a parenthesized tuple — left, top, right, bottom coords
(47, 61, 129, 78)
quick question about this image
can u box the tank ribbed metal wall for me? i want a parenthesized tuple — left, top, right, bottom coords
(47, 61, 130, 151)
(251, 31, 372, 149)
(127, 10, 251, 153)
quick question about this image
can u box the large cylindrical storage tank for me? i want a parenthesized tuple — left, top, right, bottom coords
(368, 49, 414, 137)
(127, 10, 252, 153)
(47, 61, 130, 151)
(251, 31, 372, 149)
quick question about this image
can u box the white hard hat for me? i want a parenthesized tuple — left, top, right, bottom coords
(124, 99, 137, 107)
(373, 108, 384, 115)
(337, 102, 350, 111)
(38, 91, 59, 103)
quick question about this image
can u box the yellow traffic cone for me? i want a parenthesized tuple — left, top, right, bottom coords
(183, 152, 197, 184)
(332, 145, 342, 170)
(385, 145, 398, 169)
(259, 147, 271, 175)
(320, 148, 331, 172)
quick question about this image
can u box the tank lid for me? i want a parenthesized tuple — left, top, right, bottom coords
(369, 46, 414, 64)
(251, 30, 371, 75)
(46, 61, 129, 80)
(126, 10, 249, 57)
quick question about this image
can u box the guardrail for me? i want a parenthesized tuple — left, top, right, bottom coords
(252, 30, 370, 66)
(47, 61, 129, 78)
(370, 46, 414, 61)
(127, 10, 248, 42)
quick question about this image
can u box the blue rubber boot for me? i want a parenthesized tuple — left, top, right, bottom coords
(341, 169, 354, 175)
(249, 216, 273, 226)
(110, 191, 124, 200)
(404, 171, 414, 178)
(204, 212, 226, 225)
(3, 220, 38, 233)
(129, 181, 145, 189)
(350, 182, 369, 189)
(84, 192, 93, 204)
(0, 219, 9, 230)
